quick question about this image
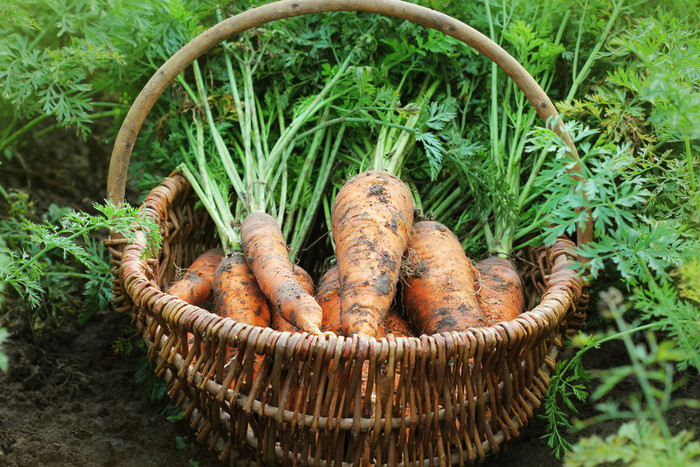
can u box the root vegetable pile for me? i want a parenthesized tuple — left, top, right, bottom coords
(165, 44, 537, 406)
(168, 170, 526, 342)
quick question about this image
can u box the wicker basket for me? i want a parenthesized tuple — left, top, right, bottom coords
(105, 1, 591, 465)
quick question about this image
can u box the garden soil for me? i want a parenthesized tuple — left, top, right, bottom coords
(1, 127, 698, 466)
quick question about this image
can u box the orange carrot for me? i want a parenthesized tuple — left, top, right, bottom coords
(332, 170, 414, 337)
(270, 309, 298, 333)
(475, 256, 525, 325)
(315, 265, 343, 335)
(212, 251, 270, 329)
(167, 248, 224, 306)
(403, 220, 484, 334)
(241, 212, 324, 334)
(316, 266, 398, 339)
(271, 265, 314, 333)
(383, 309, 413, 338)
(293, 264, 315, 296)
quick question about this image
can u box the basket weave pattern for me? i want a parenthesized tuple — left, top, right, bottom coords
(105, 171, 587, 465)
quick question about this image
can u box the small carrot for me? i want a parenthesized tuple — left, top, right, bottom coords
(212, 251, 270, 329)
(403, 220, 484, 334)
(167, 248, 224, 306)
(315, 265, 343, 335)
(293, 264, 315, 296)
(270, 265, 314, 333)
(316, 266, 413, 339)
(241, 212, 324, 334)
(475, 256, 525, 325)
(383, 309, 413, 338)
(332, 170, 414, 337)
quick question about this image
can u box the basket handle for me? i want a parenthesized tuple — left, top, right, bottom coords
(106, 0, 592, 248)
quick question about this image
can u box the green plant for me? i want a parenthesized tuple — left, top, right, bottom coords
(551, 287, 700, 466)
(1, 1, 120, 152)
(111, 325, 141, 356)
(567, 420, 700, 466)
(0, 0, 229, 167)
(134, 354, 168, 402)
(531, 117, 699, 459)
(0, 195, 161, 335)
(0, 327, 9, 372)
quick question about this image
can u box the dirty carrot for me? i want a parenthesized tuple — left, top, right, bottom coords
(403, 220, 484, 334)
(271, 265, 314, 333)
(241, 212, 324, 334)
(212, 251, 270, 329)
(293, 264, 315, 296)
(332, 170, 414, 337)
(167, 248, 224, 306)
(383, 310, 413, 338)
(475, 256, 525, 325)
(316, 267, 387, 338)
(315, 265, 343, 335)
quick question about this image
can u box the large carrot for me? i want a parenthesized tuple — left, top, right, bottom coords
(167, 248, 224, 306)
(403, 220, 484, 334)
(241, 212, 324, 335)
(271, 265, 314, 333)
(475, 256, 525, 325)
(212, 251, 270, 329)
(332, 170, 414, 337)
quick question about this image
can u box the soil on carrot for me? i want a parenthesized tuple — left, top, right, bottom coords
(1, 127, 698, 466)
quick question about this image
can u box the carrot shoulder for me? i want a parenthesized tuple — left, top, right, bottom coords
(475, 256, 525, 325)
(167, 248, 224, 306)
(332, 170, 414, 337)
(403, 220, 484, 334)
(212, 251, 270, 329)
(241, 212, 323, 334)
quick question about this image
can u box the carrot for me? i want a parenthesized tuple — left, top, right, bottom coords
(316, 266, 401, 340)
(211, 251, 270, 329)
(270, 309, 298, 333)
(315, 265, 343, 335)
(241, 212, 324, 334)
(167, 248, 224, 306)
(332, 170, 414, 337)
(383, 309, 413, 338)
(402, 220, 484, 334)
(293, 264, 315, 296)
(475, 256, 525, 325)
(270, 265, 314, 333)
